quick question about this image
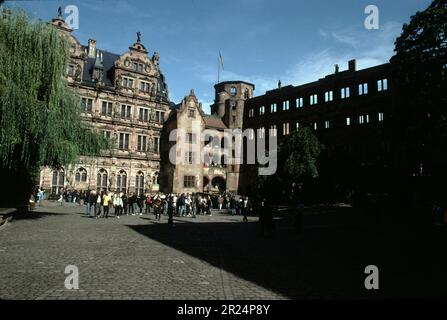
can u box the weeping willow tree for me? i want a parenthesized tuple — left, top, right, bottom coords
(0, 10, 108, 207)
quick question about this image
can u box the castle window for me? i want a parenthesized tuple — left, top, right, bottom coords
(67, 65, 74, 77)
(270, 103, 277, 113)
(96, 169, 108, 193)
(137, 135, 148, 152)
(75, 168, 87, 182)
(133, 62, 144, 72)
(184, 152, 196, 164)
(341, 87, 350, 99)
(81, 98, 93, 113)
(270, 125, 277, 137)
(136, 172, 145, 195)
(378, 112, 384, 122)
(248, 109, 254, 118)
(118, 133, 130, 150)
(122, 77, 134, 89)
(116, 170, 127, 193)
(324, 91, 333, 102)
(358, 83, 368, 95)
(52, 168, 65, 194)
(325, 120, 330, 129)
(377, 79, 388, 91)
(359, 115, 369, 124)
(346, 117, 351, 126)
(259, 106, 265, 115)
(310, 94, 318, 105)
(139, 108, 149, 121)
(230, 86, 237, 95)
(186, 133, 197, 144)
(244, 88, 250, 99)
(313, 122, 318, 130)
(283, 100, 290, 110)
(139, 81, 150, 93)
(153, 137, 160, 153)
(258, 127, 265, 139)
(283, 122, 290, 135)
(101, 101, 113, 116)
(188, 109, 196, 118)
(155, 111, 165, 123)
(296, 97, 303, 108)
(296, 122, 300, 129)
(183, 175, 195, 188)
(102, 130, 111, 139)
(121, 105, 132, 119)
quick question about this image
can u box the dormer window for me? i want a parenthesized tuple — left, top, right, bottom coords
(133, 62, 144, 72)
(122, 77, 134, 89)
(188, 109, 196, 118)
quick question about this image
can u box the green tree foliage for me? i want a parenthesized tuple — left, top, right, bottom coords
(281, 127, 323, 182)
(0, 10, 108, 205)
(390, 0, 447, 175)
(257, 127, 323, 202)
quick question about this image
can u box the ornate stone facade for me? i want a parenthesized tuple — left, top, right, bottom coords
(40, 15, 171, 195)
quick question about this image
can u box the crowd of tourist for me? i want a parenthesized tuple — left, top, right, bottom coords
(55, 189, 254, 222)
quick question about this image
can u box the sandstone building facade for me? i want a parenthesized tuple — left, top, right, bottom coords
(40, 14, 171, 196)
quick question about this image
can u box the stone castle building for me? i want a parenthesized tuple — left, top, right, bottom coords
(40, 11, 400, 199)
(39, 12, 255, 196)
(40, 14, 171, 196)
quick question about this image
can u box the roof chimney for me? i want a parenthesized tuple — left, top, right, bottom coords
(348, 59, 357, 72)
(88, 39, 96, 58)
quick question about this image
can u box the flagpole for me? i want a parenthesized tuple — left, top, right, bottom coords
(217, 55, 220, 84)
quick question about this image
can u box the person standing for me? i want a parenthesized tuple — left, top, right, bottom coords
(145, 194, 152, 215)
(242, 197, 249, 222)
(167, 195, 174, 226)
(102, 192, 111, 218)
(85, 190, 96, 217)
(128, 192, 136, 215)
(122, 193, 128, 215)
(178, 193, 186, 217)
(95, 191, 103, 217)
(114, 193, 123, 218)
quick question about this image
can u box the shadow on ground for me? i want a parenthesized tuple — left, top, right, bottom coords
(126, 210, 447, 300)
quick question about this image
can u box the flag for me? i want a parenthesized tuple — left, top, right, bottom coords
(219, 51, 224, 70)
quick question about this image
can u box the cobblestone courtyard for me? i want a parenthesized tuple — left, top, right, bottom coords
(1, 201, 446, 300)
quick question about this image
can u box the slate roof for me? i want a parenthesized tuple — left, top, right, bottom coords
(79, 46, 170, 102)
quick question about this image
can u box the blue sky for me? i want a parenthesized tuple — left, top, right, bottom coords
(8, 0, 432, 113)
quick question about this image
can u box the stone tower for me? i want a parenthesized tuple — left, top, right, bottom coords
(210, 81, 255, 195)
(210, 81, 255, 129)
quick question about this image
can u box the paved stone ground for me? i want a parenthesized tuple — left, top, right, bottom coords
(1, 200, 446, 300)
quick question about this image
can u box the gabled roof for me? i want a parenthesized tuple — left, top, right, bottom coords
(204, 115, 227, 130)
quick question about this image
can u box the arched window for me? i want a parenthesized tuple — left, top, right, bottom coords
(116, 170, 127, 193)
(97, 169, 108, 193)
(51, 168, 65, 194)
(75, 168, 88, 182)
(230, 86, 237, 95)
(135, 171, 144, 196)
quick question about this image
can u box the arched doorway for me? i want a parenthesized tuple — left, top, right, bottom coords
(203, 176, 210, 191)
(211, 176, 226, 193)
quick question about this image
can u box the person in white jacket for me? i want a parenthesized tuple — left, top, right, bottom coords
(114, 193, 123, 218)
